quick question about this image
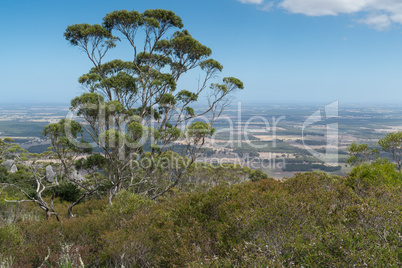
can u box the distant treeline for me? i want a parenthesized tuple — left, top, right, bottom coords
(295, 139, 327, 146)
(231, 141, 314, 155)
(276, 129, 325, 137)
(283, 163, 342, 172)
(280, 157, 323, 164)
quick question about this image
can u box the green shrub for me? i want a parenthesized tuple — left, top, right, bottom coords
(0, 166, 9, 183)
(105, 190, 153, 221)
(249, 168, 270, 182)
(1, 172, 400, 267)
(0, 225, 23, 256)
(53, 181, 82, 203)
(347, 158, 402, 189)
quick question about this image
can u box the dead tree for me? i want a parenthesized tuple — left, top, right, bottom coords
(3, 165, 60, 221)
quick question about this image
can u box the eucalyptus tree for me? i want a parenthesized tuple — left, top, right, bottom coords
(378, 132, 402, 171)
(0, 137, 62, 220)
(43, 119, 91, 177)
(3, 160, 61, 221)
(346, 142, 379, 166)
(43, 119, 101, 218)
(64, 9, 243, 202)
(0, 145, 62, 221)
(0, 138, 27, 162)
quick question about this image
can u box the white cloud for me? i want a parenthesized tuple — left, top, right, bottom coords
(258, 2, 274, 11)
(359, 14, 392, 31)
(279, 0, 369, 16)
(279, 0, 402, 30)
(237, 0, 402, 30)
(238, 0, 264, 4)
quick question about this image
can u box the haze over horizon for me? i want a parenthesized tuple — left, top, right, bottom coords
(2, 0, 402, 104)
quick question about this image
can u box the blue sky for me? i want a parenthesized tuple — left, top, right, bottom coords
(1, 0, 402, 104)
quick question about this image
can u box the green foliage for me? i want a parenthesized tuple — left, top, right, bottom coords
(0, 225, 22, 256)
(0, 166, 36, 197)
(179, 163, 252, 191)
(379, 131, 402, 151)
(63, 8, 243, 202)
(346, 141, 379, 166)
(347, 158, 402, 189)
(223, 76, 244, 90)
(379, 131, 402, 170)
(142, 9, 184, 28)
(0, 137, 27, 160)
(186, 122, 215, 138)
(156, 93, 176, 105)
(249, 168, 270, 182)
(199, 59, 223, 72)
(176, 90, 198, 102)
(99, 129, 125, 149)
(64, 23, 118, 47)
(70, 92, 105, 118)
(43, 119, 82, 139)
(75, 154, 106, 170)
(0, 170, 400, 267)
(53, 182, 82, 203)
(105, 191, 152, 221)
(0, 166, 9, 183)
(103, 10, 143, 31)
(43, 119, 92, 157)
(184, 107, 195, 117)
(162, 29, 212, 63)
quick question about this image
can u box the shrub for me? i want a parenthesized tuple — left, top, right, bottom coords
(249, 168, 270, 182)
(53, 181, 82, 203)
(105, 190, 153, 222)
(2, 172, 401, 267)
(347, 158, 402, 189)
(0, 225, 23, 256)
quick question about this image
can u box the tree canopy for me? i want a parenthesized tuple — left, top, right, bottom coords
(63, 9, 243, 202)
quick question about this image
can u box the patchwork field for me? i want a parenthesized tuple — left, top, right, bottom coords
(1, 103, 401, 177)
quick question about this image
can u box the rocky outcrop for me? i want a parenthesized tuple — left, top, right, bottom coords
(10, 164, 18, 173)
(45, 165, 56, 183)
(1, 160, 14, 170)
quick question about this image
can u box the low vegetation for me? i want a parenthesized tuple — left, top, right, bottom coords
(0, 161, 400, 267)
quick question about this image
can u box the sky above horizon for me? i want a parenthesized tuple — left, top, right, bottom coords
(1, 0, 402, 105)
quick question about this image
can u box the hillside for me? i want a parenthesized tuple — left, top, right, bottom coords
(0, 168, 400, 267)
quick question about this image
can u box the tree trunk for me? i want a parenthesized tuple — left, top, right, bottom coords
(68, 193, 87, 219)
